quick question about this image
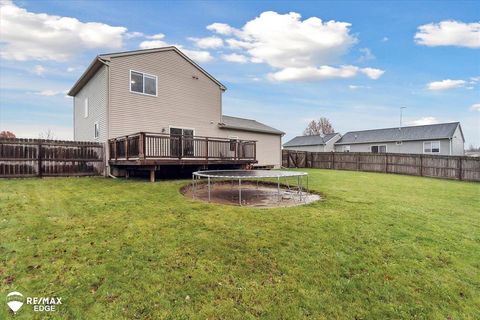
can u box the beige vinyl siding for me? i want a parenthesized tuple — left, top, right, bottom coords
(108, 50, 223, 138)
(219, 129, 282, 168)
(74, 65, 108, 142)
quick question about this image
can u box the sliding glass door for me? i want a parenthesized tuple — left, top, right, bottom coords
(170, 127, 194, 158)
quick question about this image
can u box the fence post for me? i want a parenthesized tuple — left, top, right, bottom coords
(420, 154, 423, 176)
(356, 153, 360, 171)
(125, 135, 129, 160)
(458, 157, 463, 180)
(37, 141, 42, 178)
(205, 138, 209, 161)
(331, 152, 335, 169)
(287, 150, 290, 168)
(138, 133, 145, 159)
(385, 153, 388, 173)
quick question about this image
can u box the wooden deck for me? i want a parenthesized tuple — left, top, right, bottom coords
(108, 132, 257, 180)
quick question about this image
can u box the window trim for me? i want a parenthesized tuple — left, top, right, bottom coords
(84, 97, 89, 118)
(94, 121, 99, 140)
(423, 141, 440, 154)
(344, 145, 351, 152)
(129, 70, 158, 97)
(370, 144, 387, 153)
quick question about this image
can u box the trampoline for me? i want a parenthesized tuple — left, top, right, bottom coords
(191, 170, 310, 206)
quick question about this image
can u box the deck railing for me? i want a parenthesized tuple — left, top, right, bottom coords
(108, 132, 256, 161)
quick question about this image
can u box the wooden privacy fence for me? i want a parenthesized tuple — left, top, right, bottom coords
(0, 138, 104, 178)
(282, 150, 480, 182)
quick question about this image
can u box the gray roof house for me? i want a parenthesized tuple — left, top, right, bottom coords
(68, 46, 284, 177)
(334, 122, 464, 155)
(283, 133, 341, 152)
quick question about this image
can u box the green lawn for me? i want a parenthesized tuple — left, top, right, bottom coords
(1, 170, 479, 319)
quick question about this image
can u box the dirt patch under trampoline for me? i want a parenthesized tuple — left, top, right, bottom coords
(182, 181, 322, 208)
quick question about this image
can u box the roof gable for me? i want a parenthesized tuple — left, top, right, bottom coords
(283, 133, 339, 147)
(335, 122, 461, 145)
(219, 115, 284, 135)
(68, 46, 225, 96)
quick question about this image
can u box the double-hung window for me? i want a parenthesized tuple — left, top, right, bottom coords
(130, 70, 157, 96)
(371, 145, 387, 153)
(424, 141, 440, 153)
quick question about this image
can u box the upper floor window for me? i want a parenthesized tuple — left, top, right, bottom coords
(130, 70, 157, 96)
(371, 145, 387, 153)
(84, 98, 89, 118)
(424, 141, 440, 153)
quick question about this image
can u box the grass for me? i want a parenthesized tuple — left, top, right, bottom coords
(0, 169, 479, 319)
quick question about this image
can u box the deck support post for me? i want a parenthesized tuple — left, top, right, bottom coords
(125, 170, 129, 179)
(150, 169, 155, 183)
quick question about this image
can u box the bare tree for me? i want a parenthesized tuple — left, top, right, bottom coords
(38, 129, 55, 140)
(303, 117, 335, 136)
(0, 131, 16, 138)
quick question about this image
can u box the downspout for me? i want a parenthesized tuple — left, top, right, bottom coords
(449, 138, 452, 155)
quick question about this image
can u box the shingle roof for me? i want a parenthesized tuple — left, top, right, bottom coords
(283, 133, 339, 147)
(219, 116, 284, 135)
(335, 122, 462, 145)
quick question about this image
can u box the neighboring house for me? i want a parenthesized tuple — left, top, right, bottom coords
(283, 133, 341, 152)
(334, 122, 464, 155)
(68, 46, 284, 177)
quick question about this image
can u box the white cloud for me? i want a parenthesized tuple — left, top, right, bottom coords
(415, 20, 480, 48)
(188, 36, 223, 49)
(206, 22, 235, 35)
(181, 49, 213, 63)
(139, 39, 213, 63)
(427, 79, 466, 91)
(382, 36, 389, 42)
(125, 31, 144, 39)
(268, 65, 384, 82)
(67, 67, 76, 72)
(207, 11, 384, 82)
(221, 53, 249, 63)
(210, 11, 357, 69)
(146, 33, 165, 40)
(470, 103, 480, 111)
(360, 67, 384, 80)
(139, 40, 169, 49)
(357, 48, 375, 62)
(0, 0, 128, 61)
(348, 85, 370, 90)
(34, 89, 67, 96)
(33, 65, 46, 75)
(407, 117, 439, 126)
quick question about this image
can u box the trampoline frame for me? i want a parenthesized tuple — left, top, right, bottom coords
(191, 170, 309, 206)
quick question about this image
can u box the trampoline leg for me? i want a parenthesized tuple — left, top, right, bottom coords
(299, 176, 303, 201)
(239, 179, 242, 205)
(192, 174, 195, 199)
(208, 177, 211, 202)
(277, 177, 280, 202)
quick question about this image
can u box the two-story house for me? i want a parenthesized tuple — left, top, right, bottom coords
(68, 47, 283, 180)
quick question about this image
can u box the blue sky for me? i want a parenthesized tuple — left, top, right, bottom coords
(0, 0, 479, 146)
